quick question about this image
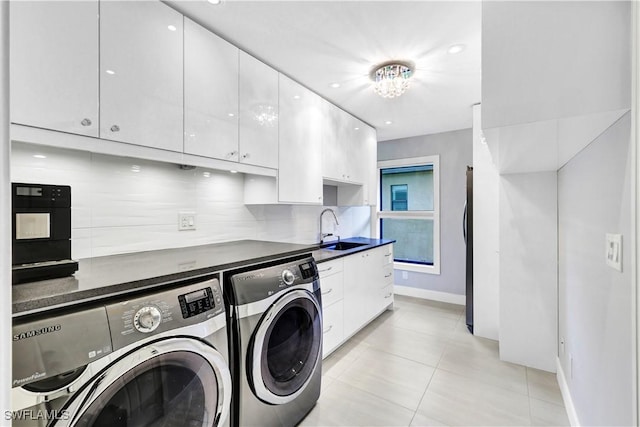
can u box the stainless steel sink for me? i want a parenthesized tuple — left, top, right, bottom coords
(322, 241, 368, 251)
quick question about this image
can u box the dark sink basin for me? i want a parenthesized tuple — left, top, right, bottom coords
(323, 241, 368, 251)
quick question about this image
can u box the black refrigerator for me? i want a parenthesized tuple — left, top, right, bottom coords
(464, 166, 474, 334)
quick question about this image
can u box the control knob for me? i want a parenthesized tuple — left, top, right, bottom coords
(133, 306, 162, 333)
(282, 269, 295, 286)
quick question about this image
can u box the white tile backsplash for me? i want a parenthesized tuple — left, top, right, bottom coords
(11, 142, 372, 259)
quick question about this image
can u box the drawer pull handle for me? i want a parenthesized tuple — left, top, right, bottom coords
(321, 288, 333, 295)
(384, 273, 392, 278)
(384, 253, 392, 257)
(319, 266, 333, 273)
(110, 125, 120, 132)
(384, 293, 393, 299)
(81, 118, 92, 126)
(323, 325, 333, 334)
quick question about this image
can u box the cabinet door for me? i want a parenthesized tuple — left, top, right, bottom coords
(278, 74, 323, 204)
(10, 1, 98, 137)
(321, 101, 343, 181)
(184, 18, 239, 161)
(100, 1, 183, 152)
(239, 52, 278, 168)
(322, 300, 344, 358)
(363, 124, 379, 206)
(342, 252, 368, 337)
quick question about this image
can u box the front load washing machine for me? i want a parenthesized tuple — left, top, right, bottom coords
(11, 274, 232, 427)
(225, 254, 322, 427)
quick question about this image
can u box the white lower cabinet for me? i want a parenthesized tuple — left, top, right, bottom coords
(322, 301, 344, 358)
(320, 244, 394, 359)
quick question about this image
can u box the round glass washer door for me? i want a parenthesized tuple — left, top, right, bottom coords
(249, 289, 322, 405)
(58, 337, 231, 427)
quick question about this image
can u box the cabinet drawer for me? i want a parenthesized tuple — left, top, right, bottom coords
(322, 300, 344, 358)
(379, 284, 394, 309)
(320, 271, 344, 307)
(382, 264, 394, 286)
(380, 245, 394, 265)
(317, 258, 343, 279)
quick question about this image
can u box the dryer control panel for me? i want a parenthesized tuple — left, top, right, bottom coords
(106, 277, 225, 351)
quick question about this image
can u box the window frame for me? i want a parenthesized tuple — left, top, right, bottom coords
(376, 155, 440, 275)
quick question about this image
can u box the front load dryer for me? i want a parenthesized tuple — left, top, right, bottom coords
(225, 254, 322, 427)
(11, 275, 232, 427)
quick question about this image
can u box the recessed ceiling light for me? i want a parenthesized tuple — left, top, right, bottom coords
(207, 0, 221, 4)
(167, 25, 177, 32)
(230, 170, 238, 174)
(354, 127, 360, 131)
(131, 165, 141, 173)
(33, 154, 46, 159)
(330, 82, 341, 88)
(203, 172, 211, 178)
(228, 113, 235, 117)
(447, 44, 466, 54)
(385, 120, 393, 125)
(293, 95, 301, 100)
(105, 69, 115, 75)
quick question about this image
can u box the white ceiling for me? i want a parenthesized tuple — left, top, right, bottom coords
(166, 1, 482, 141)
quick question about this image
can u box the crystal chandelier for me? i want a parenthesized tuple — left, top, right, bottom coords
(370, 61, 414, 98)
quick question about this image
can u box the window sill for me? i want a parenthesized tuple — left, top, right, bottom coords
(394, 261, 440, 275)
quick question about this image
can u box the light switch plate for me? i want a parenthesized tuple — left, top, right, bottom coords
(178, 211, 196, 231)
(605, 233, 622, 272)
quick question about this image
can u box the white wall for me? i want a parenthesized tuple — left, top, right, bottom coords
(1, 0, 12, 420)
(499, 172, 558, 372)
(378, 128, 472, 298)
(11, 142, 372, 259)
(472, 104, 500, 340)
(558, 112, 634, 426)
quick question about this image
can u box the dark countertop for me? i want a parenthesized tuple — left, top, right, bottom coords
(13, 237, 393, 317)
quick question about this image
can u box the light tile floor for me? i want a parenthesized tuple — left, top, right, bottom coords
(301, 295, 570, 427)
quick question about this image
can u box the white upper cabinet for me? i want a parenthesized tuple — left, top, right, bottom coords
(278, 74, 323, 204)
(99, 1, 184, 152)
(239, 52, 279, 169)
(320, 100, 342, 180)
(10, 1, 99, 137)
(184, 18, 239, 161)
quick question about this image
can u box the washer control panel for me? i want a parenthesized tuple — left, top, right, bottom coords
(106, 276, 224, 351)
(229, 255, 319, 305)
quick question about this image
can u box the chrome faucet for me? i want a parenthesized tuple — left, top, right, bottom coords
(319, 208, 339, 244)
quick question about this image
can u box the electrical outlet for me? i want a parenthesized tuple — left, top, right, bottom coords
(606, 233, 622, 271)
(178, 211, 196, 231)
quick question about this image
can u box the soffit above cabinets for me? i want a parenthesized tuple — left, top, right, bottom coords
(164, 1, 482, 141)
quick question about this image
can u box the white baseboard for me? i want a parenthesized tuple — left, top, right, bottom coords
(393, 285, 465, 306)
(556, 357, 580, 427)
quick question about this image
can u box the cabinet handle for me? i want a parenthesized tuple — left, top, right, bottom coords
(321, 288, 333, 295)
(81, 118, 92, 126)
(110, 125, 120, 132)
(241, 153, 250, 159)
(384, 253, 392, 257)
(384, 293, 393, 299)
(227, 151, 237, 159)
(384, 273, 392, 278)
(319, 266, 333, 273)
(323, 325, 333, 334)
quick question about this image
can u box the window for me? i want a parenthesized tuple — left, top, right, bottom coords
(377, 156, 439, 274)
(391, 185, 408, 211)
